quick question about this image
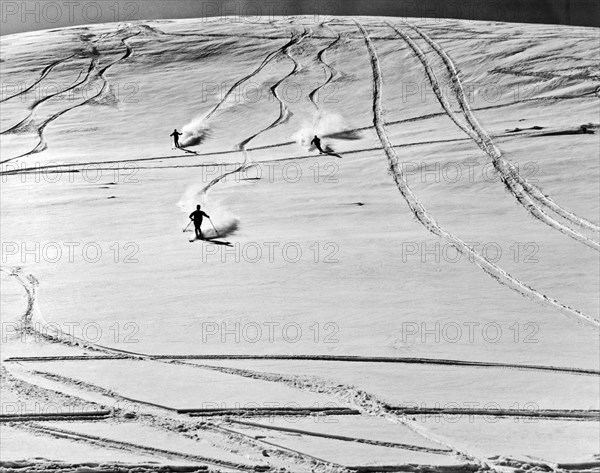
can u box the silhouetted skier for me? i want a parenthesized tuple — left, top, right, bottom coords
(170, 129, 183, 148)
(189, 204, 210, 239)
(311, 135, 325, 154)
(311, 134, 342, 159)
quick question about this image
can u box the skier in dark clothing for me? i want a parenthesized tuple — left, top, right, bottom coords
(170, 129, 183, 148)
(311, 135, 325, 154)
(189, 205, 211, 240)
(310, 134, 342, 159)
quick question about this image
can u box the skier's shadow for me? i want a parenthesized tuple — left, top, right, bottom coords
(203, 236, 233, 247)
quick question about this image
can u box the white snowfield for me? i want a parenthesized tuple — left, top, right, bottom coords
(1, 15, 599, 472)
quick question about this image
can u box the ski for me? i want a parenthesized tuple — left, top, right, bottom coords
(189, 237, 233, 247)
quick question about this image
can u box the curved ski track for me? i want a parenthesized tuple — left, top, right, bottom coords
(308, 23, 342, 121)
(0, 55, 75, 104)
(403, 23, 600, 235)
(3, 21, 600, 471)
(201, 28, 311, 195)
(0, 59, 97, 136)
(356, 21, 599, 328)
(0, 31, 140, 165)
(1, 92, 594, 175)
(389, 23, 599, 251)
(175, 360, 483, 468)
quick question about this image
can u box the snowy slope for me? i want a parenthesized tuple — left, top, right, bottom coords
(1, 16, 599, 471)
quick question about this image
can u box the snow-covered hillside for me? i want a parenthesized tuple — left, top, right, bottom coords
(1, 16, 599, 471)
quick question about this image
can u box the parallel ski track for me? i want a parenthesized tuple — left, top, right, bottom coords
(0, 410, 111, 423)
(176, 360, 482, 468)
(6, 354, 598, 376)
(15, 423, 264, 471)
(201, 28, 311, 195)
(0, 31, 139, 165)
(308, 25, 342, 112)
(0, 139, 473, 176)
(227, 419, 453, 454)
(390, 23, 600, 250)
(1, 91, 594, 175)
(14, 368, 348, 471)
(0, 59, 96, 136)
(0, 55, 75, 103)
(3, 21, 599, 469)
(3, 265, 593, 471)
(356, 21, 599, 328)
(403, 22, 600, 234)
(1, 263, 345, 471)
(213, 424, 348, 471)
(204, 32, 301, 121)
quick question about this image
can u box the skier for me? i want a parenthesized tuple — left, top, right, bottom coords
(189, 204, 211, 240)
(170, 129, 183, 148)
(311, 135, 325, 154)
(311, 134, 342, 159)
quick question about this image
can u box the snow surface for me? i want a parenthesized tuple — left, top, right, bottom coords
(1, 15, 599, 471)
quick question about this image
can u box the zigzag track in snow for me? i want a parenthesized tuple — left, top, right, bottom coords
(239, 28, 310, 148)
(308, 24, 342, 112)
(402, 22, 600, 235)
(201, 28, 311, 195)
(0, 59, 96, 136)
(389, 23, 599, 251)
(204, 32, 302, 121)
(356, 21, 599, 328)
(0, 55, 75, 104)
(0, 31, 139, 165)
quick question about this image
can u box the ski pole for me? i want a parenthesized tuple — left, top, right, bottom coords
(183, 220, 192, 233)
(208, 218, 219, 237)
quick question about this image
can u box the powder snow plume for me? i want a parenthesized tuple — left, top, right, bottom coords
(180, 115, 211, 147)
(292, 112, 361, 150)
(178, 183, 240, 238)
